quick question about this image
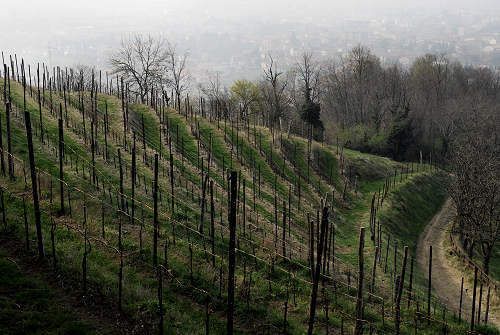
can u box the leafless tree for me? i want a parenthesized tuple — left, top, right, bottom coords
(449, 99, 500, 275)
(165, 42, 190, 110)
(296, 52, 321, 103)
(201, 71, 230, 117)
(260, 54, 289, 129)
(109, 34, 166, 103)
(72, 64, 97, 91)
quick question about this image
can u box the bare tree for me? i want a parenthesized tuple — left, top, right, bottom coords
(296, 52, 323, 140)
(296, 52, 321, 103)
(109, 34, 166, 103)
(73, 64, 97, 91)
(449, 99, 500, 275)
(165, 43, 190, 110)
(261, 54, 289, 130)
(201, 72, 230, 117)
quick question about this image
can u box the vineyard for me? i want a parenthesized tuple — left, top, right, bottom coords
(0, 56, 498, 335)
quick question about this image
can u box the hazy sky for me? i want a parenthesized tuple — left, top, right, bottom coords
(5, 0, 500, 24)
(2, 0, 500, 82)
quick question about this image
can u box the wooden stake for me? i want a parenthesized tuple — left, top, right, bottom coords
(58, 116, 64, 214)
(354, 227, 366, 335)
(153, 154, 159, 266)
(408, 257, 414, 309)
(210, 180, 215, 267)
(24, 109, 44, 259)
(227, 171, 237, 335)
(459, 277, 463, 322)
(307, 205, 329, 335)
(471, 267, 478, 332)
(395, 246, 408, 335)
(427, 245, 432, 325)
(6, 101, 13, 180)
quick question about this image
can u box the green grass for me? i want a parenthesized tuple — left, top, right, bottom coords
(130, 104, 161, 151)
(378, 172, 449, 253)
(343, 147, 402, 184)
(0, 250, 97, 335)
(312, 145, 341, 190)
(1, 79, 498, 334)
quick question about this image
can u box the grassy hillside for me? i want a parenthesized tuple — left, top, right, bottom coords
(0, 246, 97, 335)
(0, 75, 495, 335)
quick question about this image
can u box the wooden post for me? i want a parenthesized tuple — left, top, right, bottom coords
(91, 120, 96, 184)
(243, 179, 246, 237)
(36, 65, 43, 142)
(58, 117, 64, 214)
(282, 200, 286, 257)
(227, 171, 237, 335)
(63, 83, 68, 127)
(309, 216, 315, 280)
(24, 110, 44, 259)
(153, 154, 159, 266)
(118, 149, 125, 212)
(170, 151, 175, 214)
(370, 246, 379, 295)
(471, 267, 478, 332)
(485, 286, 491, 325)
(142, 114, 146, 161)
(408, 257, 414, 309)
(132, 134, 136, 225)
(477, 283, 483, 325)
(200, 173, 208, 233)
(307, 205, 328, 335)
(384, 235, 390, 273)
(274, 176, 278, 243)
(354, 227, 366, 335)
(0, 81, 4, 175)
(427, 245, 432, 325)
(210, 180, 215, 267)
(121, 78, 126, 142)
(6, 101, 13, 180)
(395, 246, 408, 335)
(459, 277, 463, 322)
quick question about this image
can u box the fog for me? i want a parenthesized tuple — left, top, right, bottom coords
(2, 0, 500, 83)
(5, 0, 499, 21)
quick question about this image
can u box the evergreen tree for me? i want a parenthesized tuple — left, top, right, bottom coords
(387, 103, 413, 161)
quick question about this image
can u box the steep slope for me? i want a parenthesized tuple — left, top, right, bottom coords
(0, 73, 495, 334)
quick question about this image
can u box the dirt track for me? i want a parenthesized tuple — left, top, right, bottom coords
(416, 198, 500, 329)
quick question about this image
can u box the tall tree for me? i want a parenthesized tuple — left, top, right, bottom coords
(261, 54, 289, 129)
(297, 52, 323, 137)
(448, 102, 500, 275)
(165, 43, 190, 109)
(110, 34, 166, 103)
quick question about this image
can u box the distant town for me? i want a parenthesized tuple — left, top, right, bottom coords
(3, 6, 500, 84)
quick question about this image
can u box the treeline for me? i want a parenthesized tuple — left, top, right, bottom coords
(320, 47, 500, 162)
(106, 35, 498, 164)
(195, 46, 500, 164)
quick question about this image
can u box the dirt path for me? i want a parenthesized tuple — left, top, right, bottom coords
(417, 198, 500, 329)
